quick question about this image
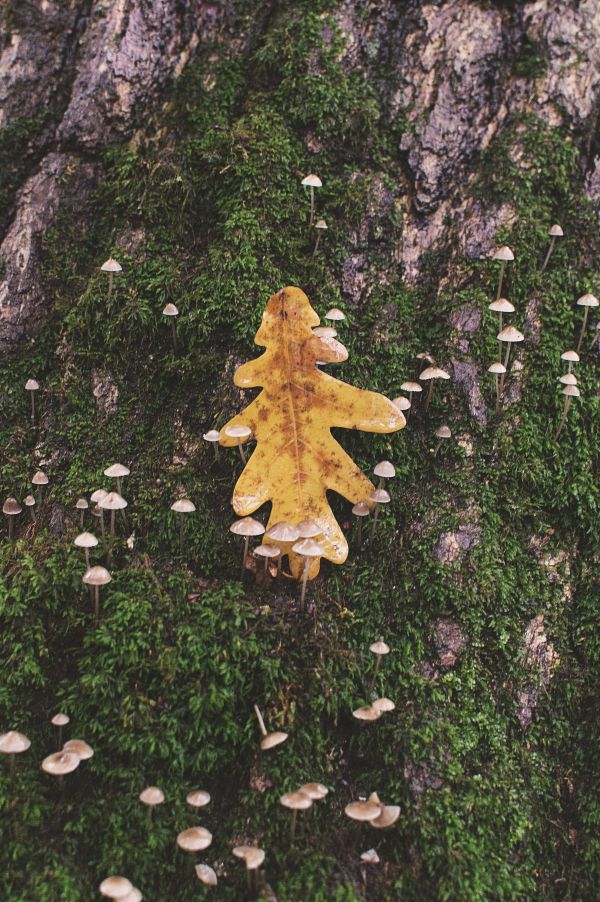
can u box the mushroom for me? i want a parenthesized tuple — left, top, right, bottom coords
(0, 730, 31, 778)
(298, 782, 329, 801)
(24, 495, 36, 521)
(139, 785, 165, 826)
(99, 491, 128, 561)
(497, 325, 524, 396)
(233, 845, 265, 892)
(121, 889, 142, 902)
(253, 704, 288, 750)
(51, 712, 70, 749)
(542, 223, 563, 271)
(312, 325, 337, 339)
(75, 497, 89, 528)
(195, 864, 217, 887)
(491, 245, 514, 299)
(253, 543, 280, 582)
(360, 848, 380, 887)
(555, 383, 580, 440)
(280, 790, 313, 839)
(369, 638, 389, 688)
(63, 738, 93, 760)
(224, 424, 252, 463)
(203, 429, 221, 459)
(296, 519, 322, 538)
(3, 498, 22, 542)
(104, 463, 130, 498)
(171, 498, 196, 553)
(368, 488, 390, 544)
(351, 501, 370, 544)
(162, 302, 179, 352)
(90, 489, 108, 548)
(433, 425, 451, 457)
(419, 366, 450, 409)
(230, 517, 265, 579)
(368, 792, 400, 829)
(32, 470, 48, 506)
(561, 349, 579, 374)
(559, 373, 577, 386)
(576, 293, 599, 352)
(301, 173, 322, 227)
(291, 537, 324, 611)
(488, 298, 515, 358)
(100, 257, 122, 302)
(312, 218, 328, 257)
(99, 876, 134, 899)
(488, 362, 506, 411)
(265, 521, 301, 575)
(325, 308, 346, 322)
(352, 705, 382, 723)
(83, 565, 112, 620)
(344, 798, 382, 823)
(392, 396, 411, 415)
(74, 531, 98, 570)
(41, 750, 80, 787)
(400, 380, 422, 413)
(187, 789, 211, 810)
(25, 378, 39, 423)
(372, 697, 395, 714)
(373, 460, 395, 490)
(177, 827, 213, 872)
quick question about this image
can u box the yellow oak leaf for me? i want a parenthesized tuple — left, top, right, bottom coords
(220, 287, 405, 578)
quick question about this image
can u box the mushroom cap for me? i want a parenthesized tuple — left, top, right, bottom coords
(171, 498, 196, 513)
(0, 730, 31, 754)
(301, 173, 322, 187)
(298, 782, 329, 800)
(233, 846, 266, 869)
(548, 223, 563, 237)
(373, 460, 395, 479)
(488, 362, 506, 374)
(371, 804, 401, 829)
(488, 298, 515, 313)
(419, 366, 450, 381)
(24, 495, 36, 507)
(3, 497, 22, 516)
(435, 425, 452, 439)
(195, 864, 218, 886)
(345, 799, 382, 821)
(51, 712, 70, 727)
(559, 373, 578, 385)
(63, 739, 94, 760)
(254, 543, 281, 558)
(369, 488, 390, 505)
(361, 849, 380, 864)
(203, 429, 221, 442)
(371, 697, 396, 713)
(75, 497, 89, 510)
(187, 789, 211, 808)
(74, 531, 99, 549)
(313, 326, 337, 338)
(561, 350, 579, 362)
(562, 384, 581, 397)
(90, 489, 108, 504)
(83, 565, 112, 587)
(400, 381, 422, 393)
(25, 378, 40, 391)
(230, 517, 265, 537)
(177, 826, 213, 852)
(280, 790, 313, 811)
(32, 470, 49, 486)
(325, 307, 346, 321)
(42, 750, 80, 776)
(292, 537, 324, 558)
(492, 245, 514, 261)
(577, 293, 599, 307)
(104, 463, 130, 479)
(266, 521, 301, 543)
(99, 876, 133, 898)
(497, 325, 524, 343)
(100, 257, 122, 273)
(162, 303, 179, 316)
(315, 219, 328, 230)
(260, 730, 288, 750)
(352, 501, 370, 517)
(139, 786, 165, 806)
(224, 424, 252, 439)
(121, 889, 142, 902)
(392, 396, 411, 411)
(352, 705, 382, 722)
(99, 491, 127, 510)
(296, 518, 321, 538)
(369, 639, 390, 656)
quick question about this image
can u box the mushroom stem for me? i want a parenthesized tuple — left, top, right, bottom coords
(577, 306, 590, 353)
(94, 585, 100, 621)
(108, 510, 116, 562)
(30, 391, 36, 424)
(369, 503, 380, 546)
(309, 186, 315, 228)
(356, 517, 363, 546)
(9, 753, 15, 779)
(8, 517, 14, 543)
(179, 513, 185, 554)
(312, 232, 321, 258)
(241, 536, 250, 579)
(171, 319, 178, 354)
(29, 506, 35, 522)
(57, 725, 63, 751)
(299, 557, 309, 611)
(369, 653, 382, 691)
(554, 395, 572, 440)
(498, 314, 503, 362)
(85, 548, 90, 570)
(99, 510, 106, 550)
(425, 380, 434, 409)
(541, 236, 555, 272)
(37, 486, 43, 507)
(237, 438, 247, 463)
(433, 440, 442, 458)
(253, 705, 268, 737)
(496, 261, 506, 300)
(495, 373, 500, 412)
(80, 509, 84, 529)
(107, 271, 113, 302)
(146, 806, 153, 829)
(290, 809, 298, 840)
(499, 342, 512, 397)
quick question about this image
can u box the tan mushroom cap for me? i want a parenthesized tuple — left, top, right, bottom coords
(32, 470, 49, 486)
(74, 531, 98, 549)
(435, 426, 451, 439)
(51, 713, 70, 727)
(299, 782, 329, 800)
(162, 303, 179, 316)
(419, 366, 450, 381)
(42, 750, 80, 776)
(492, 245, 514, 261)
(313, 326, 337, 338)
(488, 362, 506, 374)
(296, 518, 321, 537)
(99, 491, 127, 511)
(561, 350, 579, 362)
(497, 325, 524, 343)
(24, 495, 36, 507)
(371, 804, 400, 829)
(254, 543, 281, 559)
(352, 705, 382, 722)
(489, 298, 515, 313)
(301, 173, 322, 187)
(361, 849, 381, 863)
(266, 521, 301, 543)
(233, 846, 266, 869)
(345, 799, 382, 821)
(315, 219, 328, 230)
(187, 789, 211, 808)
(260, 730, 288, 750)
(352, 501, 370, 517)
(369, 639, 390, 656)
(224, 424, 252, 439)
(280, 790, 313, 811)
(121, 889, 142, 902)
(83, 565, 112, 587)
(203, 429, 221, 442)
(369, 488, 390, 505)
(3, 498, 22, 516)
(548, 223, 563, 237)
(325, 308, 346, 321)
(577, 293, 599, 307)
(400, 380, 422, 393)
(171, 498, 196, 513)
(373, 460, 395, 479)
(25, 378, 40, 391)
(230, 517, 265, 537)
(292, 537, 324, 557)
(0, 731, 31, 754)
(195, 864, 218, 886)
(63, 739, 94, 760)
(177, 826, 213, 852)
(371, 697, 396, 713)
(139, 786, 165, 806)
(100, 257, 123, 273)
(559, 373, 578, 385)
(75, 498, 89, 510)
(392, 396, 411, 411)
(104, 463, 130, 479)
(562, 384, 580, 397)
(90, 489, 108, 504)
(99, 876, 133, 898)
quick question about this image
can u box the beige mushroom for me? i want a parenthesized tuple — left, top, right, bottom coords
(489, 298, 515, 357)
(491, 245, 514, 299)
(74, 531, 98, 570)
(24, 495, 36, 521)
(325, 308, 346, 322)
(368, 488, 390, 544)
(139, 785, 165, 826)
(0, 730, 31, 777)
(344, 798, 381, 822)
(177, 826, 213, 853)
(351, 500, 370, 544)
(312, 218, 328, 257)
(187, 789, 211, 810)
(90, 489, 108, 548)
(265, 521, 301, 575)
(230, 517, 265, 579)
(51, 712, 70, 749)
(497, 325, 524, 396)
(3, 498, 22, 542)
(195, 863, 217, 886)
(352, 705, 382, 722)
(291, 537, 324, 611)
(162, 303, 179, 351)
(224, 424, 252, 463)
(561, 349, 579, 374)
(32, 470, 48, 506)
(100, 257, 122, 302)
(369, 638, 390, 687)
(41, 750, 80, 787)
(25, 378, 40, 423)
(488, 361, 506, 411)
(253, 704, 288, 750)
(99, 875, 133, 899)
(280, 790, 313, 839)
(576, 293, 599, 352)
(63, 739, 93, 760)
(253, 542, 280, 581)
(83, 565, 112, 620)
(233, 845, 265, 891)
(433, 425, 451, 457)
(301, 173, 322, 226)
(99, 491, 127, 560)
(542, 224, 563, 271)
(171, 498, 196, 553)
(555, 383, 581, 440)
(419, 366, 450, 409)
(203, 429, 221, 459)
